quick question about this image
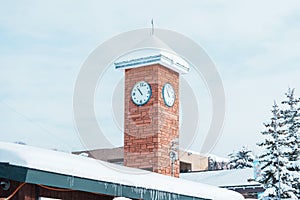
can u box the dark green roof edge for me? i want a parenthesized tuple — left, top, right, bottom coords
(0, 163, 210, 200)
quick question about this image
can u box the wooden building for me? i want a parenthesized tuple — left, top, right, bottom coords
(0, 142, 245, 200)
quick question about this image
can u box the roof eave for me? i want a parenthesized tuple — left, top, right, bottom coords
(115, 54, 189, 74)
(0, 162, 209, 200)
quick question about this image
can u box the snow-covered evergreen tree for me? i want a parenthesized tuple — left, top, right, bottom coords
(227, 146, 254, 169)
(257, 101, 297, 199)
(280, 88, 300, 198)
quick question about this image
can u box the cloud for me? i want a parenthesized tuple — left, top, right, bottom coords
(245, 26, 300, 74)
(0, 51, 81, 150)
(0, 1, 300, 156)
(212, 65, 300, 156)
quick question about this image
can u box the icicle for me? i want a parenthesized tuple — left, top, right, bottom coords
(150, 190, 158, 200)
(139, 188, 145, 199)
(112, 184, 118, 196)
(118, 184, 123, 196)
(67, 176, 74, 187)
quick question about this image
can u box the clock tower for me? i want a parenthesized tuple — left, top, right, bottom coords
(115, 35, 189, 177)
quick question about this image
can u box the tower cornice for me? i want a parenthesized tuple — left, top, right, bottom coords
(115, 52, 189, 74)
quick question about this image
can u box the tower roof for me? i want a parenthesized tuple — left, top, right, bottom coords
(114, 35, 189, 74)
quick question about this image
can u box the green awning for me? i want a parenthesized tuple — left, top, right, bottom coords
(0, 162, 209, 200)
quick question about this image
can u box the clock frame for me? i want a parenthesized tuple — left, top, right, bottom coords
(131, 81, 152, 106)
(162, 82, 176, 107)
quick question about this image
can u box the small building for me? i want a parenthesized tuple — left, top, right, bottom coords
(181, 168, 264, 199)
(73, 148, 209, 172)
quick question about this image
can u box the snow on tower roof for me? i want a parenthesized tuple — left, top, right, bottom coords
(114, 35, 189, 74)
(0, 141, 244, 200)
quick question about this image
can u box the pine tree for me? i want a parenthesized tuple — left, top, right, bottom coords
(280, 88, 300, 198)
(257, 102, 297, 199)
(227, 146, 254, 169)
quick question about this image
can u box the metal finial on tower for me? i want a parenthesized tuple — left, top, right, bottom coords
(151, 19, 154, 35)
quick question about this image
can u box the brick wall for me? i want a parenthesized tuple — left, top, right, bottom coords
(124, 64, 180, 177)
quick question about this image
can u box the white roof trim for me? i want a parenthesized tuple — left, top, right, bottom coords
(115, 53, 189, 74)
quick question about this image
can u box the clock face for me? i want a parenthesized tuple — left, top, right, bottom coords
(131, 81, 152, 106)
(162, 83, 176, 107)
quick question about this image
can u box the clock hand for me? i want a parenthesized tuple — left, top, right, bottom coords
(166, 89, 170, 97)
(137, 88, 143, 95)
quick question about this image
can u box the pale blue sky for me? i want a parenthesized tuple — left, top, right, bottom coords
(1, 1, 300, 156)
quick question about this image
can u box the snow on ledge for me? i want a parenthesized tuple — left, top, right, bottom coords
(114, 49, 189, 74)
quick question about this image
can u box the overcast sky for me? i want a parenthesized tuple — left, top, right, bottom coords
(1, 1, 300, 157)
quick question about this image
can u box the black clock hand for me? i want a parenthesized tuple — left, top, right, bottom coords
(166, 89, 170, 97)
(137, 88, 143, 95)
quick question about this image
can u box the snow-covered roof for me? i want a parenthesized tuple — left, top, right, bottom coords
(114, 35, 189, 74)
(0, 142, 244, 200)
(208, 154, 229, 162)
(181, 168, 262, 188)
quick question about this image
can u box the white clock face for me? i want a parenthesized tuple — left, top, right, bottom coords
(162, 83, 175, 107)
(131, 81, 152, 106)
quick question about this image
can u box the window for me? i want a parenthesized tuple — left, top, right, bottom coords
(180, 161, 192, 173)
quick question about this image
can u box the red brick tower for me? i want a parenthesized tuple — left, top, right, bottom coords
(115, 36, 189, 177)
